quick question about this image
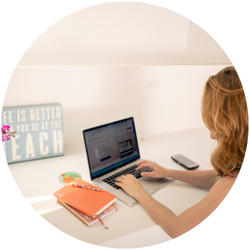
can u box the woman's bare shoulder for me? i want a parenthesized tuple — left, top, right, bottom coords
(168, 170, 239, 238)
(174, 172, 238, 237)
(208, 173, 238, 202)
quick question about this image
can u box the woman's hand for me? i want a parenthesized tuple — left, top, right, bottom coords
(115, 174, 145, 198)
(136, 160, 168, 178)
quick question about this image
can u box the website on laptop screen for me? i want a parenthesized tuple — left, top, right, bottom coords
(84, 119, 140, 178)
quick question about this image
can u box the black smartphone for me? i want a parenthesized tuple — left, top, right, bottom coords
(171, 154, 199, 170)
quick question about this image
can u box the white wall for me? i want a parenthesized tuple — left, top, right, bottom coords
(4, 65, 230, 149)
(12, 0, 250, 66)
(5, 3, 232, 149)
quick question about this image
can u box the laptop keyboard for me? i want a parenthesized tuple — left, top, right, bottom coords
(103, 165, 152, 189)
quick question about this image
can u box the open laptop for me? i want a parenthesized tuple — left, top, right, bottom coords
(83, 117, 171, 206)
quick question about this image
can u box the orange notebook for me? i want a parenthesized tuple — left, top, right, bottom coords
(54, 179, 117, 218)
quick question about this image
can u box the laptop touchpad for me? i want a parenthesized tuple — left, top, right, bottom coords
(139, 177, 171, 193)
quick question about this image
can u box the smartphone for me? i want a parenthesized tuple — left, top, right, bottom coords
(171, 154, 199, 170)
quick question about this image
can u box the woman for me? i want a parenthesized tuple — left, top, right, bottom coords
(115, 66, 248, 238)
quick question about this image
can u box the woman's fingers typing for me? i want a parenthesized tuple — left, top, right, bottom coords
(140, 171, 153, 177)
(138, 160, 168, 178)
(136, 160, 147, 167)
(136, 163, 148, 171)
(136, 160, 152, 170)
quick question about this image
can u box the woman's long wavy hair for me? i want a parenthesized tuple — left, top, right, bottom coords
(201, 66, 248, 177)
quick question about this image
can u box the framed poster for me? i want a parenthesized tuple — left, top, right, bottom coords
(2, 103, 65, 163)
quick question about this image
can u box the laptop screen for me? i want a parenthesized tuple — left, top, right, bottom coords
(83, 117, 140, 180)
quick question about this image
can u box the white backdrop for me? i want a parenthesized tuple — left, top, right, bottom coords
(3, 1, 232, 146)
(5, 65, 229, 148)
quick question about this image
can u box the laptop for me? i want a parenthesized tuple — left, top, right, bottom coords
(83, 117, 171, 206)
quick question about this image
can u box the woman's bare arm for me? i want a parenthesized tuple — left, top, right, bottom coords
(136, 160, 220, 188)
(132, 171, 229, 239)
(116, 160, 229, 237)
(166, 169, 220, 188)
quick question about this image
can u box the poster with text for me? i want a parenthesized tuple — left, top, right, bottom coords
(2, 103, 65, 163)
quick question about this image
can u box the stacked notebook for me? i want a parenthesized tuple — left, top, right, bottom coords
(54, 179, 117, 228)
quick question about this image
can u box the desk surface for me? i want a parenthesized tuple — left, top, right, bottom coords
(9, 127, 214, 248)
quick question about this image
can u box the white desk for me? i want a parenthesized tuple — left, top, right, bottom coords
(9, 127, 214, 248)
